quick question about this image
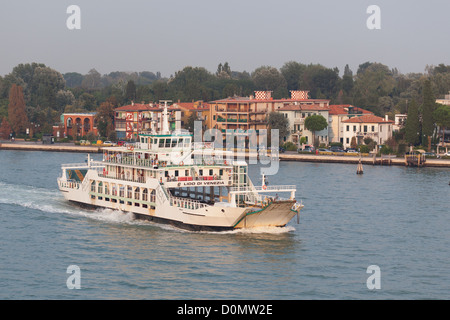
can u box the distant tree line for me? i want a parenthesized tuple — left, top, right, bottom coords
(1, 61, 450, 146)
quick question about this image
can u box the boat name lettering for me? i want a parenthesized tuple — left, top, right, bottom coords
(179, 181, 226, 187)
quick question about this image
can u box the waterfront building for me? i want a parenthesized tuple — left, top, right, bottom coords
(278, 104, 330, 145)
(341, 114, 394, 148)
(328, 105, 373, 144)
(436, 91, 450, 106)
(54, 112, 98, 139)
(114, 102, 181, 140)
(209, 91, 329, 141)
(173, 101, 210, 131)
(393, 114, 407, 132)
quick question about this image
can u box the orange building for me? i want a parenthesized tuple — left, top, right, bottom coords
(173, 100, 210, 131)
(55, 113, 98, 139)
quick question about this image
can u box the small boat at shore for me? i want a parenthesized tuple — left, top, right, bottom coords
(57, 103, 303, 231)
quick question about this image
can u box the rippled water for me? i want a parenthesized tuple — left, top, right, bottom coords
(0, 150, 449, 299)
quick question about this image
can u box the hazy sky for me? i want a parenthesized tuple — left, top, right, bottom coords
(1, 0, 449, 77)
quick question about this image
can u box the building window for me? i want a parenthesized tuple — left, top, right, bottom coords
(346, 138, 349, 144)
(372, 125, 375, 132)
(353, 125, 356, 132)
(364, 125, 367, 133)
(346, 125, 350, 132)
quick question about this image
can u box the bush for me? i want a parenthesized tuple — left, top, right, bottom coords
(380, 145, 393, 154)
(282, 141, 298, 151)
(330, 142, 343, 148)
(359, 145, 370, 153)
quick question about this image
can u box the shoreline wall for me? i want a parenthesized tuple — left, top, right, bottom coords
(1, 143, 449, 167)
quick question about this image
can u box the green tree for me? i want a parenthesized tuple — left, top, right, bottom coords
(352, 62, 396, 115)
(8, 84, 29, 134)
(125, 80, 137, 102)
(96, 100, 115, 138)
(433, 104, 450, 149)
(185, 112, 197, 133)
(251, 66, 287, 98)
(280, 61, 306, 91)
(421, 79, 436, 147)
(267, 111, 289, 144)
(405, 99, 420, 145)
(304, 114, 328, 147)
(299, 64, 340, 100)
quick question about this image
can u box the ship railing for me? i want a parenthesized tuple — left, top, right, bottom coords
(98, 172, 146, 184)
(103, 155, 156, 167)
(169, 195, 209, 210)
(191, 159, 233, 166)
(61, 162, 105, 169)
(57, 178, 81, 189)
(252, 185, 296, 192)
(193, 142, 214, 150)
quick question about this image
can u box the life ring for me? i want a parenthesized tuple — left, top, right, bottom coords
(180, 161, 184, 166)
(214, 174, 218, 180)
(262, 185, 267, 190)
(224, 160, 227, 165)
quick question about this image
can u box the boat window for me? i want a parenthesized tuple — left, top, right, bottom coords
(159, 139, 164, 147)
(135, 187, 140, 200)
(174, 170, 179, 177)
(185, 170, 189, 176)
(165, 139, 171, 148)
(209, 169, 213, 176)
(171, 138, 177, 147)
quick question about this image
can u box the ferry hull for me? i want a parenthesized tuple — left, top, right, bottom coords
(68, 200, 235, 232)
(234, 200, 301, 229)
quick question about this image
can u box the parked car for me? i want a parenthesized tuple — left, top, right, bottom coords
(346, 148, 358, 154)
(330, 146, 344, 152)
(103, 141, 115, 146)
(117, 141, 126, 146)
(302, 146, 315, 152)
(318, 148, 331, 152)
(423, 152, 438, 158)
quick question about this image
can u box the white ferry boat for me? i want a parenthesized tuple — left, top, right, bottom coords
(57, 104, 303, 231)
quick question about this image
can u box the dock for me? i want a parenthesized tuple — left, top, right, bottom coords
(0, 142, 102, 153)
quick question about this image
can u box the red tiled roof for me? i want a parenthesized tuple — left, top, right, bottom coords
(278, 104, 330, 111)
(341, 115, 394, 123)
(175, 102, 210, 110)
(211, 97, 330, 103)
(329, 105, 373, 115)
(115, 103, 180, 111)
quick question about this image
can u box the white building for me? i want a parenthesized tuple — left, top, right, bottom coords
(341, 115, 394, 148)
(328, 105, 373, 144)
(278, 104, 330, 146)
(436, 91, 450, 106)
